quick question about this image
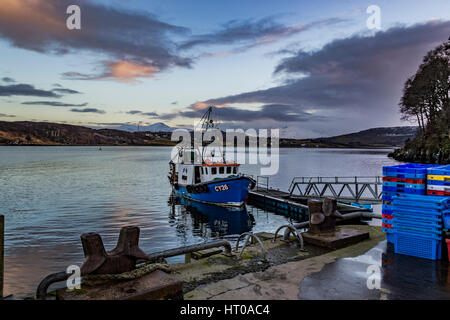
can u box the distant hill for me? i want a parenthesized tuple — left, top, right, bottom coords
(0, 121, 418, 148)
(90, 122, 177, 132)
(280, 126, 419, 148)
(0, 121, 176, 146)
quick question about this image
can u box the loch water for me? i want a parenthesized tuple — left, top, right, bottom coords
(0, 146, 399, 297)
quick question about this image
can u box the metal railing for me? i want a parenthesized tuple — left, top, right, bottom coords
(288, 176, 383, 203)
(256, 176, 269, 190)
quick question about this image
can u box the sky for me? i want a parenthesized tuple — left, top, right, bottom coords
(0, 0, 449, 138)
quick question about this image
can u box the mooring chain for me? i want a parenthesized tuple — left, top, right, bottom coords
(82, 262, 171, 285)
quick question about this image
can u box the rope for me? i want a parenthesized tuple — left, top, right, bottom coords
(82, 263, 171, 285)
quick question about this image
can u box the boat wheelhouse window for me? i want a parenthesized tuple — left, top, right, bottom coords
(233, 167, 238, 174)
(194, 166, 201, 184)
(201, 167, 204, 174)
(212, 167, 217, 174)
(182, 175, 187, 180)
(226, 167, 231, 174)
(219, 167, 224, 174)
(205, 167, 208, 174)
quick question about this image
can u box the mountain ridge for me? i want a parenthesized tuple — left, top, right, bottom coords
(0, 120, 418, 148)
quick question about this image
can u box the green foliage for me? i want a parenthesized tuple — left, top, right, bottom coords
(395, 40, 450, 164)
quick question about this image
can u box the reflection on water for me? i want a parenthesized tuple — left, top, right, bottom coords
(172, 197, 254, 237)
(0, 146, 399, 297)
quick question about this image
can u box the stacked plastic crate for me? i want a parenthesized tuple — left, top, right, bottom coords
(427, 165, 450, 197)
(392, 194, 450, 260)
(427, 165, 450, 261)
(381, 164, 433, 243)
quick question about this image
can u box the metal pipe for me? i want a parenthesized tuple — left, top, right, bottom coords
(0, 215, 4, 299)
(146, 239, 232, 263)
(236, 233, 267, 261)
(273, 225, 304, 250)
(284, 211, 382, 239)
(36, 271, 69, 300)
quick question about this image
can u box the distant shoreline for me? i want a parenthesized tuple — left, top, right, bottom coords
(0, 143, 396, 150)
(0, 120, 415, 149)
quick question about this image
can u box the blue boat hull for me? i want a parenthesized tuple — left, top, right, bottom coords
(178, 197, 253, 235)
(174, 176, 254, 207)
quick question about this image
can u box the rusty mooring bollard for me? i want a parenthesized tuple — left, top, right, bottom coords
(0, 214, 4, 298)
(80, 226, 150, 275)
(308, 198, 343, 233)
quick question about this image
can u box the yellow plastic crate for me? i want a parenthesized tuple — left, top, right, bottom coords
(427, 174, 450, 181)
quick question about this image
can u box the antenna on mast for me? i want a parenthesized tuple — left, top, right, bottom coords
(197, 106, 225, 163)
(197, 106, 216, 131)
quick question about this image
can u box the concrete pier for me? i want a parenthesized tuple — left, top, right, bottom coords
(45, 223, 450, 300)
(183, 225, 384, 300)
(182, 226, 450, 300)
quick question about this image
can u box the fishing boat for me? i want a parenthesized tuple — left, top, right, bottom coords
(168, 106, 255, 207)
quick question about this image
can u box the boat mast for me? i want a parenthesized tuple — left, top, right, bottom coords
(198, 106, 224, 163)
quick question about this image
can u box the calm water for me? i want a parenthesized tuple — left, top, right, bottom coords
(0, 146, 399, 297)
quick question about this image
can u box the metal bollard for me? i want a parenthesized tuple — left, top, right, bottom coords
(0, 214, 4, 299)
(80, 226, 150, 275)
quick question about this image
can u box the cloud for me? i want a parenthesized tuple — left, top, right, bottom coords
(22, 101, 88, 107)
(0, 81, 81, 98)
(2, 77, 15, 83)
(0, 0, 192, 81)
(193, 20, 450, 136)
(178, 16, 346, 53)
(70, 108, 105, 114)
(0, 113, 16, 118)
(126, 110, 159, 117)
(63, 60, 159, 82)
(0, 83, 61, 97)
(158, 104, 321, 122)
(51, 88, 81, 94)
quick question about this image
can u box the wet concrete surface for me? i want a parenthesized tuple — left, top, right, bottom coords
(184, 225, 386, 299)
(298, 241, 450, 300)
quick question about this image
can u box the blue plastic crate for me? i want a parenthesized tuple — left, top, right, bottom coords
(427, 165, 450, 176)
(427, 179, 450, 186)
(394, 225, 442, 238)
(384, 172, 427, 179)
(382, 181, 426, 189)
(394, 210, 442, 223)
(382, 191, 402, 201)
(392, 194, 450, 210)
(444, 212, 450, 229)
(386, 232, 395, 244)
(393, 218, 442, 233)
(382, 206, 394, 215)
(393, 206, 443, 217)
(394, 232, 442, 260)
(383, 164, 441, 179)
(382, 186, 426, 194)
(382, 227, 395, 234)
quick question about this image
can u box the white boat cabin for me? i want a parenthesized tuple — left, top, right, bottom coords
(173, 147, 240, 186)
(177, 163, 239, 186)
